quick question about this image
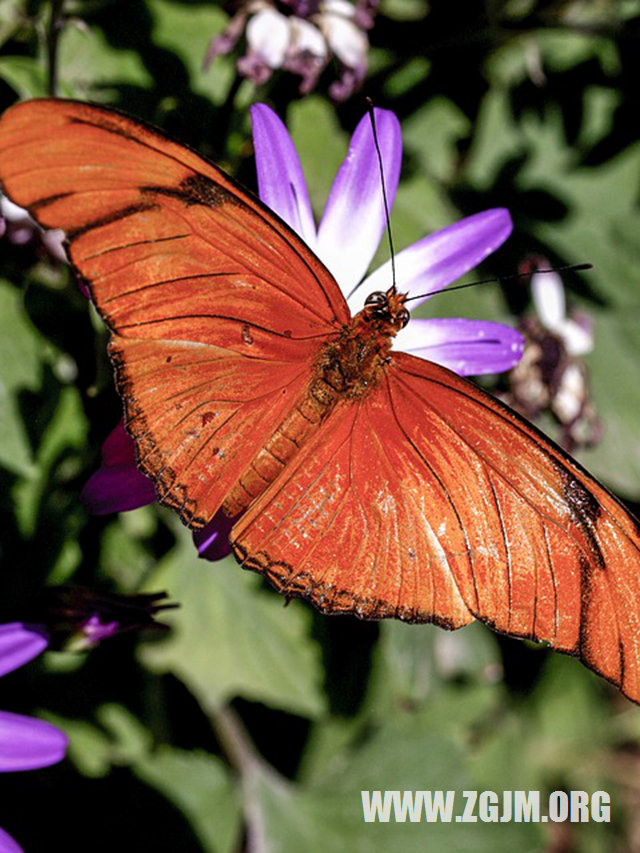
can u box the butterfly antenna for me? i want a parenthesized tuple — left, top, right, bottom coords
(366, 98, 397, 293)
(404, 263, 593, 303)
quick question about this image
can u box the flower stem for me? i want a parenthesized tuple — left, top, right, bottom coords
(209, 703, 261, 777)
(46, 0, 66, 96)
(209, 704, 272, 853)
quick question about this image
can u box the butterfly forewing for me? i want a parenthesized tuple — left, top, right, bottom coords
(0, 99, 349, 523)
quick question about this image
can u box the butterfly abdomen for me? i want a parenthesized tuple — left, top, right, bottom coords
(222, 314, 394, 517)
(222, 375, 342, 516)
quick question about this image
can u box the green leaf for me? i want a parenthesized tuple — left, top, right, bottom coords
(0, 55, 47, 98)
(0, 279, 44, 475)
(254, 692, 540, 853)
(383, 57, 431, 98)
(366, 621, 501, 719)
(12, 384, 88, 538)
(379, 0, 430, 21)
(0, 0, 25, 48)
(139, 522, 326, 717)
(52, 713, 115, 779)
(289, 97, 347, 222)
(464, 89, 525, 191)
(528, 654, 616, 764)
(136, 746, 242, 853)
(100, 506, 160, 588)
(147, 0, 233, 102)
(403, 97, 471, 184)
(487, 30, 619, 89)
(57, 24, 153, 99)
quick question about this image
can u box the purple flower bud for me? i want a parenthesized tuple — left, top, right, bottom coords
(37, 588, 177, 651)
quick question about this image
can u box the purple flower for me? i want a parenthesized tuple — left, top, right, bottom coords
(203, 0, 376, 101)
(83, 104, 522, 560)
(251, 103, 522, 374)
(0, 623, 68, 852)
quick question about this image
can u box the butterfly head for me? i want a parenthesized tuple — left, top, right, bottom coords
(363, 287, 410, 334)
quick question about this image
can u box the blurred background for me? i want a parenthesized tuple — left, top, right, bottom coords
(1, 1, 640, 850)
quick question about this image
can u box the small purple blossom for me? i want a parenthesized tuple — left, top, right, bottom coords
(506, 259, 600, 452)
(40, 587, 176, 652)
(204, 0, 376, 101)
(0, 623, 68, 852)
(80, 614, 121, 645)
(83, 104, 522, 560)
(0, 195, 67, 262)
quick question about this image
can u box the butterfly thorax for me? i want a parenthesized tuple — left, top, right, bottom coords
(222, 289, 409, 517)
(317, 288, 409, 400)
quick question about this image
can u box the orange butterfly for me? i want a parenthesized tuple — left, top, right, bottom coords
(1, 99, 640, 703)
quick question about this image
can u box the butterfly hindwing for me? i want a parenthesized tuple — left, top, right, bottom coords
(389, 353, 640, 698)
(232, 352, 640, 702)
(230, 373, 477, 630)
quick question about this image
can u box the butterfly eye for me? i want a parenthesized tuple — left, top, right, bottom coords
(398, 308, 410, 329)
(365, 291, 387, 307)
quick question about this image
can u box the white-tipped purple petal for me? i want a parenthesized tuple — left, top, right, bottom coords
(251, 104, 318, 249)
(394, 317, 524, 376)
(0, 625, 48, 678)
(0, 826, 23, 853)
(350, 208, 512, 314)
(317, 108, 401, 294)
(0, 712, 67, 772)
